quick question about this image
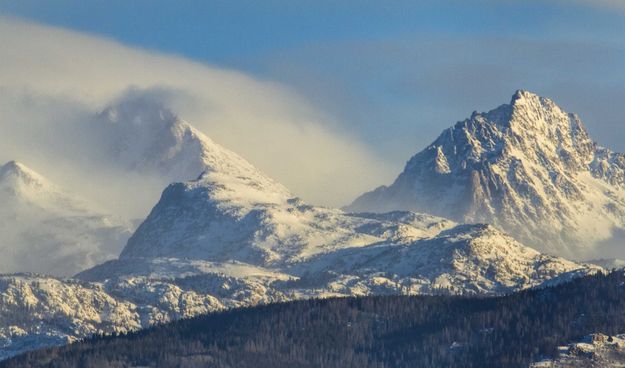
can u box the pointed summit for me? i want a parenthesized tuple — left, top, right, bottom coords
(92, 92, 292, 201)
(0, 160, 22, 173)
(510, 89, 537, 103)
(347, 91, 625, 259)
(0, 160, 55, 196)
(1, 160, 39, 179)
(508, 89, 561, 108)
(0, 160, 132, 276)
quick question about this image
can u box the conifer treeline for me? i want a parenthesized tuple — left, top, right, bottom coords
(3, 271, 625, 368)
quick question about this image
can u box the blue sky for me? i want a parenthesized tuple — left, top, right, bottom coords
(1, 1, 621, 63)
(1, 0, 625, 190)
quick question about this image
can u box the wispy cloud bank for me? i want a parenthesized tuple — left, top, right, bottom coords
(0, 16, 393, 215)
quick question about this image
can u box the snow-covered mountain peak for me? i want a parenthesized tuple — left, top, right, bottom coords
(117, 140, 463, 264)
(442, 90, 594, 171)
(0, 160, 132, 276)
(347, 91, 625, 258)
(510, 89, 549, 107)
(0, 104, 606, 359)
(0, 160, 55, 196)
(95, 95, 292, 200)
(0, 161, 88, 216)
(0, 160, 114, 216)
(96, 98, 210, 181)
(508, 89, 564, 116)
(0, 160, 29, 176)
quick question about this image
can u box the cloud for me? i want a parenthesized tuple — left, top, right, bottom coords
(0, 16, 394, 216)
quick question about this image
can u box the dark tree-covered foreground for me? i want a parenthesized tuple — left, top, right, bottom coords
(3, 271, 625, 368)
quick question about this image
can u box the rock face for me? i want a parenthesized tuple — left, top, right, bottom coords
(347, 91, 625, 259)
(0, 161, 132, 276)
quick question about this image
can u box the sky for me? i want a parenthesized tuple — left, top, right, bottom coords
(1, 1, 625, 210)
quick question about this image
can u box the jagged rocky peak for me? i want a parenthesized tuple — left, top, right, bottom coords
(410, 90, 595, 177)
(502, 90, 595, 170)
(347, 91, 625, 258)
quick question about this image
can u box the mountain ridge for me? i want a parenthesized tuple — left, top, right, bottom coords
(0, 94, 607, 360)
(5, 271, 625, 368)
(347, 90, 625, 259)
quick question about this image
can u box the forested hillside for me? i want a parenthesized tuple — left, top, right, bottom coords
(4, 271, 625, 368)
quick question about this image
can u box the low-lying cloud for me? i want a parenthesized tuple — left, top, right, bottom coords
(0, 16, 394, 217)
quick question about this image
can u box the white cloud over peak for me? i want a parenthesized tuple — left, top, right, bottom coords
(0, 16, 393, 217)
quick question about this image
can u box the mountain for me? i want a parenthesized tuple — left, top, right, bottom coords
(112, 132, 597, 296)
(0, 107, 602, 360)
(0, 273, 223, 361)
(5, 271, 625, 368)
(291, 222, 596, 295)
(118, 178, 449, 266)
(93, 93, 272, 185)
(0, 161, 132, 276)
(347, 90, 625, 259)
(78, 220, 598, 297)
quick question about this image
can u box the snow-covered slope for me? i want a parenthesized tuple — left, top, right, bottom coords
(0, 107, 604, 360)
(85, 132, 600, 297)
(347, 91, 625, 259)
(0, 273, 223, 361)
(0, 224, 601, 361)
(292, 223, 596, 295)
(119, 181, 451, 266)
(79, 111, 599, 327)
(586, 258, 625, 270)
(531, 333, 625, 367)
(93, 95, 282, 185)
(0, 161, 132, 277)
(82, 222, 600, 297)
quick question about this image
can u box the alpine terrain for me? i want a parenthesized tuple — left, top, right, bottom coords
(91, 94, 224, 184)
(0, 161, 132, 276)
(347, 90, 625, 259)
(0, 103, 602, 360)
(5, 271, 625, 368)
